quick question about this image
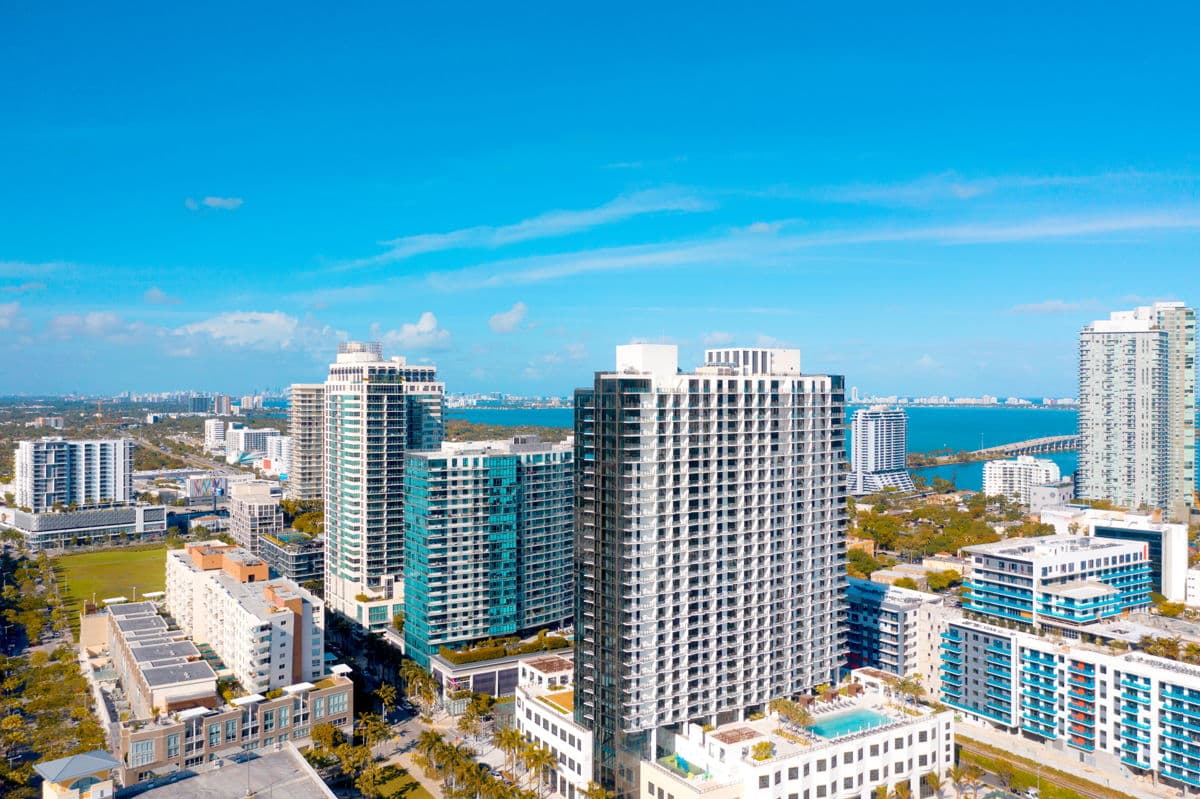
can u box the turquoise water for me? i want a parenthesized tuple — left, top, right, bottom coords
(806, 708, 892, 738)
(447, 406, 1080, 491)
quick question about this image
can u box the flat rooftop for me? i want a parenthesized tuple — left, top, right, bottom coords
(965, 534, 1141, 561)
(525, 655, 573, 674)
(121, 744, 334, 799)
(1041, 580, 1117, 600)
(142, 661, 216, 688)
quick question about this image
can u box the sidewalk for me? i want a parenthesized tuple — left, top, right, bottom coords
(958, 720, 1175, 799)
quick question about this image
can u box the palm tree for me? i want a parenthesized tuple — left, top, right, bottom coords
(945, 766, 967, 799)
(889, 782, 912, 799)
(581, 781, 615, 799)
(963, 765, 984, 799)
(416, 729, 446, 762)
(923, 771, 947, 798)
(494, 727, 525, 776)
(895, 675, 925, 706)
(357, 712, 391, 755)
(523, 742, 558, 798)
(376, 682, 398, 718)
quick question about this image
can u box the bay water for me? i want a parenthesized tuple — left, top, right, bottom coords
(447, 405, 1079, 491)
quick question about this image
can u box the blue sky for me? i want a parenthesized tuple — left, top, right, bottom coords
(2, 3, 1199, 396)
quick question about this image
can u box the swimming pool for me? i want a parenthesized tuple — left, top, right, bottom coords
(806, 708, 891, 739)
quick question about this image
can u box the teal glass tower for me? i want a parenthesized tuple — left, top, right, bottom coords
(403, 436, 573, 667)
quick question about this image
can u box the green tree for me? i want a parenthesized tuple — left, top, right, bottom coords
(892, 577, 919, 590)
(926, 570, 961, 592)
(923, 771, 946, 798)
(311, 721, 344, 751)
(931, 476, 955, 494)
(355, 765, 386, 798)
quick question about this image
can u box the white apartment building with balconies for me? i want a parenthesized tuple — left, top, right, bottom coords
(165, 542, 324, 694)
(15, 437, 134, 512)
(228, 480, 284, 554)
(982, 455, 1060, 505)
(848, 406, 914, 495)
(1078, 302, 1196, 520)
(287, 383, 324, 500)
(323, 342, 445, 629)
(574, 344, 847, 796)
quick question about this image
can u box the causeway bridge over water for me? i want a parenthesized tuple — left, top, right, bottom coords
(971, 434, 1081, 457)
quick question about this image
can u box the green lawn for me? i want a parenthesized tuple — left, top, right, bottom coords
(378, 764, 435, 799)
(53, 545, 168, 626)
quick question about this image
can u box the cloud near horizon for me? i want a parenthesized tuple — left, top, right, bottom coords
(374, 312, 451, 350)
(1009, 299, 1101, 314)
(488, 302, 528, 333)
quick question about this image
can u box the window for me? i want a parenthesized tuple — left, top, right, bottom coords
(313, 697, 326, 718)
(166, 734, 180, 758)
(759, 776, 770, 789)
(208, 724, 221, 747)
(130, 739, 155, 767)
(263, 710, 276, 732)
(278, 706, 290, 727)
(329, 693, 348, 714)
(648, 782, 655, 795)
(788, 767, 798, 780)
(225, 720, 238, 742)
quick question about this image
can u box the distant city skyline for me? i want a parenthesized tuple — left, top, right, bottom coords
(3, 6, 1198, 396)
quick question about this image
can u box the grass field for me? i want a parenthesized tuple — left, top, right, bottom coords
(53, 545, 168, 626)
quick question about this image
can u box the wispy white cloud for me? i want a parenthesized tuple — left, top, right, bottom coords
(423, 206, 1200, 290)
(373, 312, 451, 350)
(185, 196, 244, 211)
(342, 187, 713, 270)
(0, 302, 28, 332)
(1009, 299, 1101, 314)
(813, 170, 1172, 206)
(144, 286, 181, 305)
(0, 260, 68, 277)
(180, 311, 301, 349)
(1, 281, 46, 294)
(48, 311, 150, 341)
(488, 302, 528, 333)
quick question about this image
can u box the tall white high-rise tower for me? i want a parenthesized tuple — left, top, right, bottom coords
(323, 341, 444, 629)
(1078, 302, 1195, 520)
(848, 405, 915, 494)
(573, 345, 847, 795)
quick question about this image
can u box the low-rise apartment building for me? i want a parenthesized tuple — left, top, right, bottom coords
(116, 672, 353, 786)
(640, 674, 953, 799)
(940, 615, 1200, 792)
(104, 601, 218, 719)
(259, 533, 325, 584)
(845, 578, 947, 695)
(1040, 506, 1189, 601)
(165, 542, 324, 693)
(515, 655, 594, 799)
(228, 480, 284, 554)
(963, 535, 1151, 630)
